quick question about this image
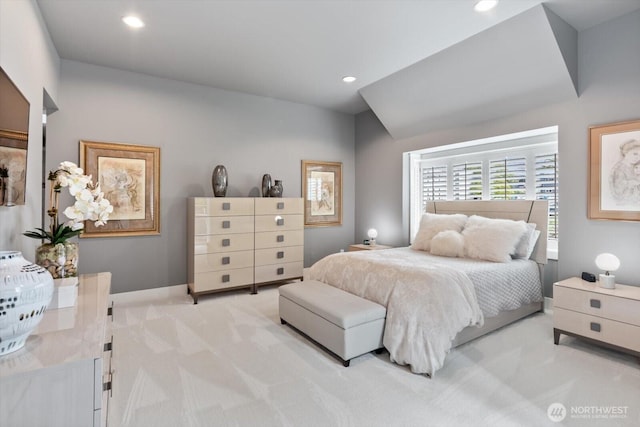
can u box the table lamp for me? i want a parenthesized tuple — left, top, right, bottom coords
(595, 253, 620, 289)
(367, 228, 378, 246)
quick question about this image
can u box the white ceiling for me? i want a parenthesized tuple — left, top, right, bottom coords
(36, 0, 640, 115)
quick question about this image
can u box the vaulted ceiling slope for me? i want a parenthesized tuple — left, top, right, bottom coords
(360, 5, 578, 140)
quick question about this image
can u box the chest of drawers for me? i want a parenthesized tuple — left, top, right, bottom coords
(553, 277, 640, 358)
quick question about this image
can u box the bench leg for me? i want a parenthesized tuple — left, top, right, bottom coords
(280, 318, 287, 325)
(343, 359, 350, 367)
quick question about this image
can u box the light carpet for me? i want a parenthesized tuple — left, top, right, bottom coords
(108, 285, 640, 427)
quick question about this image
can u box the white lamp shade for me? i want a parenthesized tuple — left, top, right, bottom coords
(367, 228, 378, 239)
(595, 253, 620, 273)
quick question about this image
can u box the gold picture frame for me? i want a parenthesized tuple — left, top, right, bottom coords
(588, 119, 640, 221)
(302, 160, 342, 227)
(80, 140, 160, 237)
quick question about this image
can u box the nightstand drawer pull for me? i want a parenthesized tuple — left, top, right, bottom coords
(277, 202, 284, 210)
(222, 256, 230, 265)
(222, 202, 231, 210)
(222, 274, 230, 283)
(276, 218, 284, 226)
(590, 299, 601, 309)
(103, 341, 113, 352)
(222, 238, 230, 247)
(277, 235, 284, 242)
(277, 267, 284, 275)
(222, 220, 231, 229)
(590, 322, 601, 333)
(277, 251, 284, 259)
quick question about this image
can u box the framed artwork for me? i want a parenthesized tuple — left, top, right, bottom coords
(588, 119, 640, 221)
(80, 140, 160, 237)
(302, 160, 342, 227)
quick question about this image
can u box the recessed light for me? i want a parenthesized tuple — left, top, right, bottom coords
(342, 76, 357, 83)
(122, 15, 145, 28)
(474, 0, 498, 12)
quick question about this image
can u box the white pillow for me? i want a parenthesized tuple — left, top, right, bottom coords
(513, 223, 537, 259)
(411, 213, 468, 252)
(430, 230, 465, 258)
(462, 215, 528, 263)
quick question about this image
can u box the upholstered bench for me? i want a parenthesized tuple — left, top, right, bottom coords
(279, 280, 386, 367)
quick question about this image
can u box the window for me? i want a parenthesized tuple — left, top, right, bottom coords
(407, 126, 559, 252)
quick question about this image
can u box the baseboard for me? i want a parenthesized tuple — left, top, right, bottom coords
(544, 296, 553, 314)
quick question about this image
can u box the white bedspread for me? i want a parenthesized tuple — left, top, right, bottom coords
(308, 249, 484, 376)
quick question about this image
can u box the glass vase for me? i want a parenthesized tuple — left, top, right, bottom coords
(35, 242, 79, 279)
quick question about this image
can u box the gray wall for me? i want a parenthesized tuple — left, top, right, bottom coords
(0, 0, 59, 254)
(47, 60, 354, 294)
(355, 10, 640, 296)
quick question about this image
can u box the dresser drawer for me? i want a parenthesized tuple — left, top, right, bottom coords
(255, 214, 303, 232)
(255, 198, 303, 215)
(195, 268, 254, 291)
(554, 307, 640, 352)
(195, 250, 254, 272)
(554, 285, 640, 326)
(194, 233, 254, 254)
(255, 246, 303, 267)
(255, 230, 304, 249)
(255, 261, 303, 284)
(193, 197, 254, 216)
(194, 216, 254, 235)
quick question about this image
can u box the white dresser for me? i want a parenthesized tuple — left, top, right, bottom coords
(0, 272, 113, 427)
(187, 197, 304, 303)
(553, 277, 640, 358)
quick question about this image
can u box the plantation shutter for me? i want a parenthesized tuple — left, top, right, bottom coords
(535, 153, 559, 239)
(452, 162, 482, 200)
(422, 165, 447, 208)
(490, 157, 526, 200)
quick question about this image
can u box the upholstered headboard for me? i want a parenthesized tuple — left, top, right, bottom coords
(425, 200, 549, 265)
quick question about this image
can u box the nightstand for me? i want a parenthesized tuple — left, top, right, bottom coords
(348, 244, 393, 252)
(553, 277, 640, 359)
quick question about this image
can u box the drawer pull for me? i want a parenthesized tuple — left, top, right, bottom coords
(222, 202, 231, 210)
(222, 238, 230, 247)
(103, 381, 112, 392)
(104, 341, 113, 352)
(590, 322, 601, 333)
(590, 299, 601, 309)
(277, 251, 284, 259)
(222, 256, 230, 265)
(277, 235, 284, 242)
(276, 218, 285, 226)
(107, 305, 113, 316)
(222, 220, 231, 229)
(222, 274, 230, 283)
(277, 267, 284, 275)
(277, 202, 285, 210)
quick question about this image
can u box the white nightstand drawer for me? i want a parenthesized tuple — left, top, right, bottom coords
(255, 261, 303, 283)
(195, 268, 254, 291)
(554, 307, 640, 352)
(194, 233, 254, 254)
(255, 230, 304, 249)
(554, 285, 640, 326)
(194, 251, 254, 272)
(193, 197, 254, 216)
(254, 246, 304, 266)
(255, 198, 303, 215)
(194, 216, 255, 235)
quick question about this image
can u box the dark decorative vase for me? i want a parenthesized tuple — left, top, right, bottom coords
(261, 174, 272, 197)
(269, 180, 283, 198)
(212, 165, 228, 197)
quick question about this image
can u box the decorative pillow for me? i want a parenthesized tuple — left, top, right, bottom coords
(430, 230, 465, 258)
(525, 230, 541, 259)
(411, 213, 468, 252)
(513, 223, 537, 259)
(462, 215, 528, 262)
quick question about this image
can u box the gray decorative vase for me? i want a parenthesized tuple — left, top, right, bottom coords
(212, 165, 228, 197)
(261, 174, 272, 197)
(269, 180, 283, 198)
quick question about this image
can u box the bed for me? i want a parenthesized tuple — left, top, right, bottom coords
(307, 200, 548, 376)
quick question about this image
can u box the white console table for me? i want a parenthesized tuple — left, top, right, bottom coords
(0, 272, 113, 427)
